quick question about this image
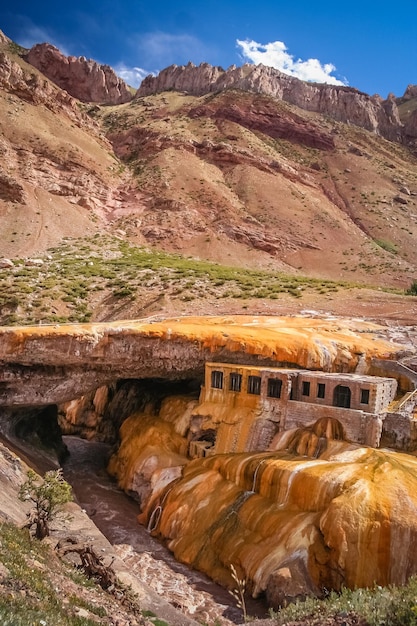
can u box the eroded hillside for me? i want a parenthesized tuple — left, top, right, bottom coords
(0, 29, 417, 324)
(98, 88, 417, 288)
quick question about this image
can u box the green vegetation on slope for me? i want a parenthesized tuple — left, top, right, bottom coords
(0, 521, 100, 626)
(0, 235, 390, 326)
(270, 580, 417, 626)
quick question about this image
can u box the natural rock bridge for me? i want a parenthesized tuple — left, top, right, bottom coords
(0, 315, 413, 407)
(2, 314, 417, 605)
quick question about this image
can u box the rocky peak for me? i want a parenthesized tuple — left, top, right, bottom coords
(137, 61, 403, 142)
(0, 29, 10, 45)
(26, 43, 133, 104)
(403, 84, 417, 100)
(0, 49, 99, 129)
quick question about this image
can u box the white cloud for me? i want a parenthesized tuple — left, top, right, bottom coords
(236, 39, 347, 86)
(114, 63, 152, 88)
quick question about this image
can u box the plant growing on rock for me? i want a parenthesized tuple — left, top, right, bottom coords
(19, 468, 72, 539)
(229, 563, 248, 623)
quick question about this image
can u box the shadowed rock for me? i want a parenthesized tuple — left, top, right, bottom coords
(0, 316, 410, 406)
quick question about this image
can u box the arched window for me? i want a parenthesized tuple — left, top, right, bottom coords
(333, 385, 351, 408)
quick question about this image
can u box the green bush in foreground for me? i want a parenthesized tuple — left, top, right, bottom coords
(270, 580, 417, 625)
(406, 280, 417, 296)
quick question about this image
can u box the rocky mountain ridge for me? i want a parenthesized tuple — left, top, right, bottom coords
(1, 27, 417, 320)
(15, 34, 417, 148)
(137, 61, 416, 146)
(26, 42, 133, 105)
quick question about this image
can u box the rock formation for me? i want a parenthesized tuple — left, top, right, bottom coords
(0, 313, 416, 607)
(187, 91, 335, 151)
(1, 28, 417, 288)
(0, 49, 86, 118)
(108, 395, 417, 608)
(136, 62, 403, 142)
(0, 37, 146, 258)
(26, 43, 132, 104)
(403, 84, 417, 100)
(0, 316, 411, 406)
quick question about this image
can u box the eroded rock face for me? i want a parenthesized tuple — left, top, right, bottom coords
(109, 401, 417, 606)
(136, 62, 403, 142)
(188, 92, 335, 151)
(0, 316, 411, 406)
(0, 51, 84, 117)
(26, 43, 132, 104)
(403, 84, 417, 100)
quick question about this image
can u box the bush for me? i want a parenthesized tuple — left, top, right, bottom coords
(406, 280, 417, 296)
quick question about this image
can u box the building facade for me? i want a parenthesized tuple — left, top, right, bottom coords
(190, 362, 399, 455)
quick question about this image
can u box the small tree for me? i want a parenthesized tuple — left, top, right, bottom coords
(19, 468, 72, 539)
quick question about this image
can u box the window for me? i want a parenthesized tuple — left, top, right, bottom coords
(229, 372, 242, 392)
(267, 378, 282, 398)
(247, 375, 261, 395)
(302, 381, 310, 396)
(211, 370, 223, 389)
(333, 385, 351, 408)
(317, 383, 326, 399)
(360, 389, 370, 404)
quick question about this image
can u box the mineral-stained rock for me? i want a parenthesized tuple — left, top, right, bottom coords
(138, 439, 417, 606)
(107, 407, 189, 506)
(1, 314, 416, 607)
(266, 562, 320, 607)
(0, 316, 411, 406)
(106, 381, 417, 606)
(26, 43, 132, 104)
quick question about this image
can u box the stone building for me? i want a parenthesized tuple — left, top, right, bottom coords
(190, 362, 401, 456)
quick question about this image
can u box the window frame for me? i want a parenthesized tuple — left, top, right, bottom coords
(360, 388, 370, 404)
(247, 375, 261, 395)
(317, 383, 326, 399)
(267, 378, 282, 399)
(211, 370, 224, 389)
(302, 381, 311, 397)
(229, 372, 242, 392)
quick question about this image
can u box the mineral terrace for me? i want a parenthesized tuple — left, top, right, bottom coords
(1, 315, 417, 609)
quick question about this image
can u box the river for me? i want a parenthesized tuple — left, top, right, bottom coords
(62, 435, 268, 623)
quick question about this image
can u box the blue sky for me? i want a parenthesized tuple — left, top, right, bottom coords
(1, 1, 416, 97)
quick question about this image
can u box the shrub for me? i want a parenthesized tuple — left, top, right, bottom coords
(374, 239, 398, 255)
(406, 280, 417, 296)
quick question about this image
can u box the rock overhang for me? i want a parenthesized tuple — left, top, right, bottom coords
(0, 315, 413, 407)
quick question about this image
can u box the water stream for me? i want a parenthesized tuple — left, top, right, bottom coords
(62, 436, 268, 622)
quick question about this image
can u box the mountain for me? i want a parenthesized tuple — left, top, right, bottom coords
(1, 28, 417, 324)
(137, 61, 407, 143)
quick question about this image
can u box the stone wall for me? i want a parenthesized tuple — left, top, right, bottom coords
(283, 401, 383, 447)
(381, 409, 417, 451)
(291, 371, 397, 413)
(202, 362, 399, 448)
